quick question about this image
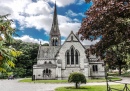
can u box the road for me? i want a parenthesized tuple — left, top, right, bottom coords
(0, 77, 129, 91)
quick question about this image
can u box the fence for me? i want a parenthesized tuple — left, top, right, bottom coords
(107, 81, 130, 91)
(105, 66, 130, 91)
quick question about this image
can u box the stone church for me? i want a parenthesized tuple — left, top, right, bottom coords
(33, 3, 105, 80)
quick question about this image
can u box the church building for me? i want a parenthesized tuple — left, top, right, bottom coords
(33, 3, 105, 80)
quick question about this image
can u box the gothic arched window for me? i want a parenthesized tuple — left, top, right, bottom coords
(66, 47, 80, 66)
(55, 39, 58, 46)
(46, 68, 48, 73)
(66, 50, 70, 65)
(44, 61, 47, 64)
(71, 48, 74, 64)
(52, 39, 54, 46)
(49, 61, 52, 64)
(75, 50, 79, 64)
(43, 69, 51, 77)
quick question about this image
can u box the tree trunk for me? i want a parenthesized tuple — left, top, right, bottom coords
(75, 82, 80, 88)
(119, 64, 122, 76)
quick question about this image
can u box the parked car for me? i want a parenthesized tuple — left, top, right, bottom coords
(8, 75, 14, 80)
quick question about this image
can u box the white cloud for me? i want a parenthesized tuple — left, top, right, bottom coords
(25, 1, 53, 15)
(80, 39, 100, 45)
(66, 10, 85, 17)
(14, 35, 48, 44)
(11, 22, 16, 28)
(73, 18, 80, 22)
(77, 0, 85, 5)
(0, 0, 83, 40)
(61, 39, 65, 45)
(59, 22, 80, 37)
(66, 10, 78, 17)
(24, 15, 52, 31)
(58, 15, 72, 24)
(49, 0, 76, 7)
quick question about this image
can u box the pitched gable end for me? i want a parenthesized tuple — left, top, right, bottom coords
(66, 31, 79, 42)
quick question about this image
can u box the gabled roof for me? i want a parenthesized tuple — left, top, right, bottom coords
(55, 31, 86, 57)
(37, 46, 60, 60)
(64, 31, 86, 49)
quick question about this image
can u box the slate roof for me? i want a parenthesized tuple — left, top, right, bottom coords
(34, 63, 57, 68)
(37, 46, 60, 60)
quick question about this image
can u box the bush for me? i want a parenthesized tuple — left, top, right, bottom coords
(68, 72, 86, 88)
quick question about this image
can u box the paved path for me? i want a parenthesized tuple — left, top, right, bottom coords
(0, 78, 129, 91)
(115, 77, 130, 84)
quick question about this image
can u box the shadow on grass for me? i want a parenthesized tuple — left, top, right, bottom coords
(66, 87, 88, 89)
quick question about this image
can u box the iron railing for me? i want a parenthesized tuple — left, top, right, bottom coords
(105, 63, 130, 91)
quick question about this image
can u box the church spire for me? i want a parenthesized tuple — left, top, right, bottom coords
(50, 1, 60, 35)
(49, 1, 61, 46)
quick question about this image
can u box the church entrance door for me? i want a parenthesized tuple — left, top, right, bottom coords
(43, 68, 52, 79)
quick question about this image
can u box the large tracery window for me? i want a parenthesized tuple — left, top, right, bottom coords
(66, 46, 80, 66)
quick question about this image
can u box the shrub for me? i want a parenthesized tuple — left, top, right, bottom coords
(68, 72, 86, 88)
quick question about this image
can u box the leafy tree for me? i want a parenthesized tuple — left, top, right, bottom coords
(0, 14, 21, 73)
(106, 44, 127, 75)
(78, 0, 130, 75)
(11, 40, 39, 77)
(42, 43, 49, 46)
(68, 72, 86, 88)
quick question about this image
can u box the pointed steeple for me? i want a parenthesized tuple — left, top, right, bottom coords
(50, 1, 60, 35)
(49, 1, 61, 46)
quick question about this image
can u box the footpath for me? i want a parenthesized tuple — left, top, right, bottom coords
(0, 77, 129, 91)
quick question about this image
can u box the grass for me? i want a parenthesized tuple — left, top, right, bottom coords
(121, 72, 130, 77)
(19, 77, 121, 83)
(55, 85, 130, 91)
(19, 79, 67, 83)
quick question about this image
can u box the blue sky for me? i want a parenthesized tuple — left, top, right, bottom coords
(0, 0, 99, 45)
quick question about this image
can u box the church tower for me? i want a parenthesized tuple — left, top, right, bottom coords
(49, 2, 61, 46)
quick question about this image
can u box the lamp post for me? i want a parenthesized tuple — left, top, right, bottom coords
(31, 43, 33, 81)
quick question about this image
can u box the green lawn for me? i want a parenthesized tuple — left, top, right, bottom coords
(55, 85, 130, 91)
(19, 79, 67, 83)
(19, 77, 121, 83)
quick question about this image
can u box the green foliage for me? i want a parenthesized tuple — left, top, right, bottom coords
(0, 14, 21, 73)
(78, 0, 130, 76)
(68, 72, 86, 83)
(11, 40, 39, 77)
(68, 72, 86, 88)
(42, 43, 49, 46)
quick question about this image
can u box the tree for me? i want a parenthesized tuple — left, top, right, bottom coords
(10, 40, 39, 77)
(78, 0, 130, 75)
(106, 44, 127, 75)
(0, 14, 21, 72)
(68, 72, 86, 88)
(42, 43, 49, 46)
